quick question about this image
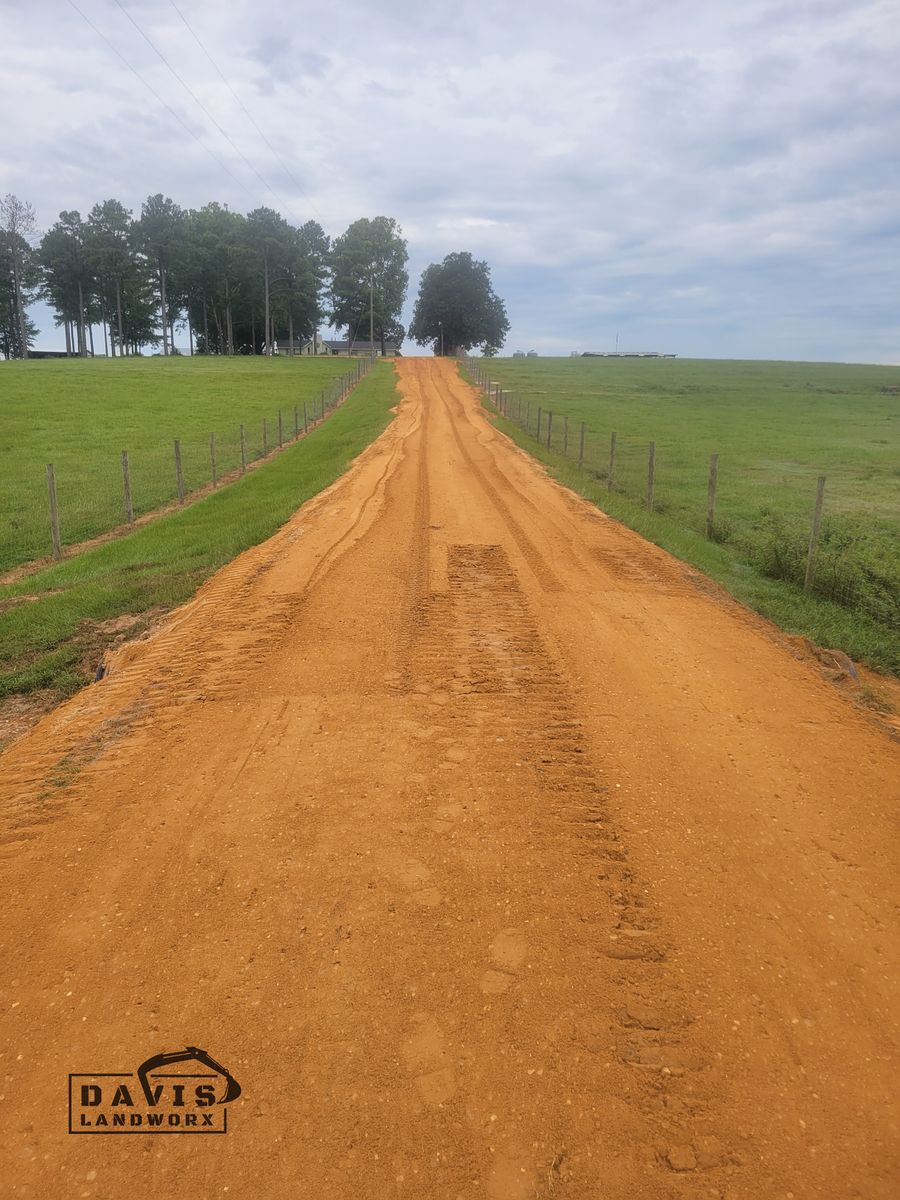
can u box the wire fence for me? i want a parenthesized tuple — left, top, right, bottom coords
(41, 358, 374, 565)
(461, 361, 898, 628)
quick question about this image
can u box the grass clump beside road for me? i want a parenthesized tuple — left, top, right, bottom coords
(469, 359, 900, 675)
(0, 354, 360, 572)
(0, 362, 397, 703)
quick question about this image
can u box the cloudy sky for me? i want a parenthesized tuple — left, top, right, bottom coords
(2, 0, 898, 361)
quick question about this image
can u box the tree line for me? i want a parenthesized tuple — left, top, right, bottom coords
(1, 191, 510, 360)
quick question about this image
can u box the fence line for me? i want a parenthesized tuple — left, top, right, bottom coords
(462, 361, 832, 597)
(42, 358, 373, 563)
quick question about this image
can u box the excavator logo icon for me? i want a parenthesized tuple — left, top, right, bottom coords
(69, 1046, 241, 1134)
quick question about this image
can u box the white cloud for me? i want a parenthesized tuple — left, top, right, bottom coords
(1, 0, 898, 360)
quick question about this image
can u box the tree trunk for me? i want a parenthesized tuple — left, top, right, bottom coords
(203, 300, 210, 354)
(288, 312, 294, 356)
(115, 278, 124, 358)
(64, 319, 72, 357)
(159, 258, 168, 356)
(88, 321, 95, 357)
(251, 309, 257, 355)
(188, 312, 194, 355)
(263, 257, 271, 356)
(76, 280, 87, 356)
(102, 316, 109, 357)
(10, 245, 29, 359)
(224, 279, 234, 355)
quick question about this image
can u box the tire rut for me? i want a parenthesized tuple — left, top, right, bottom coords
(395, 539, 738, 1193)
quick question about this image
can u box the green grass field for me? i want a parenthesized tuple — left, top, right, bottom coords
(0, 355, 361, 572)
(0, 362, 397, 705)
(467, 358, 900, 673)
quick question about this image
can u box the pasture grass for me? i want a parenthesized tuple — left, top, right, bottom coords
(0, 362, 397, 702)
(0, 354, 361, 571)
(469, 358, 900, 674)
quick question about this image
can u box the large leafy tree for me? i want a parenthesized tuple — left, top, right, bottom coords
(330, 216, 408, 353)
(84, 199, 137, 356)
(183, 204, 250, 354)
(40, 211, 95, 356)
(135, 194, 185, 356)
(246, 206, 293, 355)
(410, 252, 509, 356)
(0, 231, 39, 359)
(0, 194, 38, 359)
(276, 220, 330, 353)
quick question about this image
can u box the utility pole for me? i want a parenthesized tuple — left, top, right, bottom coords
(439, 320, 444, 357)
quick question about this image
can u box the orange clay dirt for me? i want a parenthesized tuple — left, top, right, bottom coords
(0, 357, 897, 1200)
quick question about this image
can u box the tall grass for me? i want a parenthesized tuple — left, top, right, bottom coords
(467, 358, 900, 674)
(0, 362, 398, 701)
(0, 355, 361, 571)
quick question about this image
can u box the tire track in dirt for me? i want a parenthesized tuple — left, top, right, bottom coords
(0, 358, 897, 1200)
(432, 374, 564, 595)
(400, 537, 730, 1191)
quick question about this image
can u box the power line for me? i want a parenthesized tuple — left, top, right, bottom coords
(67, 0, 256, 202)
(111, 0, 299, 218)
(167, 0, 314, 206)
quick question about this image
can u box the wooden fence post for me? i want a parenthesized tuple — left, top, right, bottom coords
(46, 463, 62, 560)
(706, 453, 719, 539)
(210, 433, 217, 487)
(579, 422, 586, 469)
(546, 411, 553, 450)
(303, 401, 309, 435)
(321, 393, 325, 421)
(804, 476, 827, 592)
(263, 418, 268, 456)
(294, 405, 299, 438)
(608, 432, 616, 490)
(174, 439, 185, 504)
(121, 450, 134, 522)
(278, 409, 283, 448)
(563, 415, 569, 456)
(240, 425, 246, 473)
(647, 441, 656, 510)
(526, 400, 531, 431)
(536, 407, 542, 441)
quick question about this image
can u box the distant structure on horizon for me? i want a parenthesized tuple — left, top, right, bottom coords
(579, 351, 677, 359)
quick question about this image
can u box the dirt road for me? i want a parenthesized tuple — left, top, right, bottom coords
(1, 358, 897, 1199)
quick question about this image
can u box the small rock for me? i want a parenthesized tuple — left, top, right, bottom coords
(666, 1145, 697, 1172)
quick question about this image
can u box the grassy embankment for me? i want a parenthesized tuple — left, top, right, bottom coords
(0, 361, 397, 703)
(466, 358, 900, 675)
(1, 354, 360, 572)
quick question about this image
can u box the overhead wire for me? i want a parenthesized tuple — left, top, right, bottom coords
(110, 0, 301, 219)
(66, 0, 257, 203)
(166, 0, 315, 208)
